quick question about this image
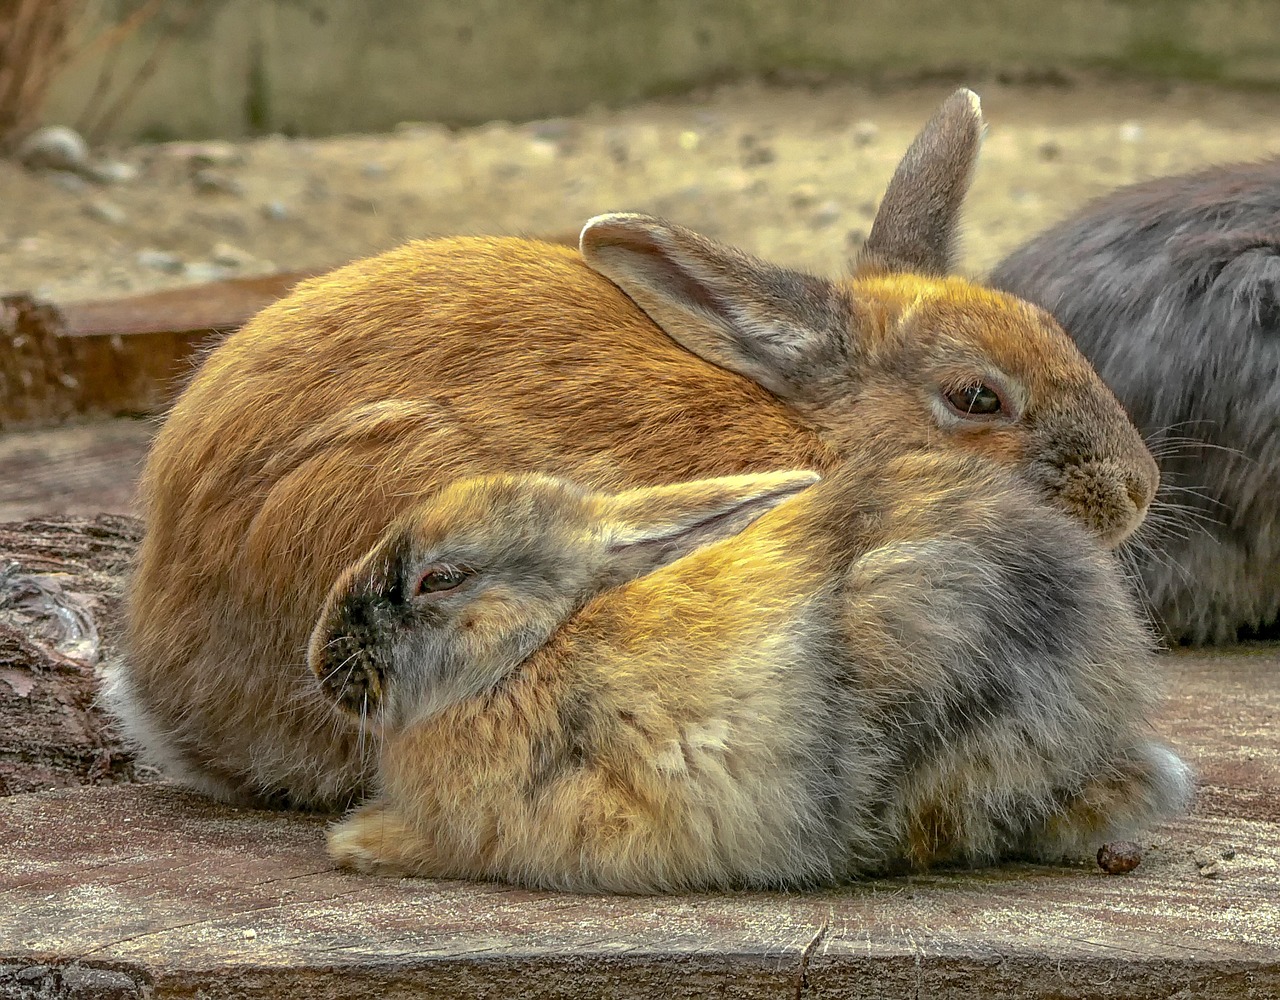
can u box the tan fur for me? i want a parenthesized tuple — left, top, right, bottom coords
(111, 89, 1160, 809)
(317, 452, 1190, 892)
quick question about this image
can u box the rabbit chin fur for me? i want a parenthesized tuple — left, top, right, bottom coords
(991, 159, 1280, 645)
(322, 457, 1192, 893)
(115, 89, 1159, 811)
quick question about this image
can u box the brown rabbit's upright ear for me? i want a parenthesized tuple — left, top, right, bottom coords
(580, 214, 854, 400)
(595, 470, 820, 583)
(857, 88, 985, 277)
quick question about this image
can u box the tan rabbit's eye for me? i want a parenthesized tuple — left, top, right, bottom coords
(416, 565, 471, 595)
(945, 383, 1003, 417)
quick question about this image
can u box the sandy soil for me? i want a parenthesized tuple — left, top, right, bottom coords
(4, 75, 1280, 304)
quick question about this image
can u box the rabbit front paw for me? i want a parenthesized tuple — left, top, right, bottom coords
(327, 800, 424, 876)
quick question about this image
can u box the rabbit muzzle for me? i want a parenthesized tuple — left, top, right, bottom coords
(309, 591, 399, 723)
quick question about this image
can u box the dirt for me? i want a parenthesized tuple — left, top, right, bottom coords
(4, 75, 1280, 304)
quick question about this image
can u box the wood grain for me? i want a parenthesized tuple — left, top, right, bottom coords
(0, 649, 1275, 999)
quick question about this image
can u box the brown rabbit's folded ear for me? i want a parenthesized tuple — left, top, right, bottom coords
(580, 214, 855, 400)
(856, 88, 985, 278)
(596, 470, 820, 583)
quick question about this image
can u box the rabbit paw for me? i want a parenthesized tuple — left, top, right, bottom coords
(327, 801, 423, 876)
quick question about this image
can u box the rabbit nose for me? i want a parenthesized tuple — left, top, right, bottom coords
(1127, 475, 1152, 513)
(1124, 457, 1159, 514)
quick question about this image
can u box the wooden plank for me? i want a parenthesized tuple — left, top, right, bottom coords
(0, 419, 154, 520)
(0, 273, 315, 431)
(0, 649, 1276, 999)
(57, 272, 316, 339)
(1, 293, 220, 430)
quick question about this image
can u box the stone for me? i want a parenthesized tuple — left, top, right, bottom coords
(82, 201, 126, 225)
(192, 169, 244, 196)
(86, 160, 139, 185)
(16, 126, 89, 173)
(135, 249, 184, 273)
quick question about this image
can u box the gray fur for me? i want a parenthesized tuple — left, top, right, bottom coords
(317, 447, 1191, 887)
(990, 160, 1280, 644)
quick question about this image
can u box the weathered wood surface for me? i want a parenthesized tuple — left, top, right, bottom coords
(0, 420, 153, 521)
(0, 515, 145, 795)
(1, 649, 1276, 999)
(0, 273, 311, 431)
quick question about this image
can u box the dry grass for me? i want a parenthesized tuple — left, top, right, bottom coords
(0, 0, 79, 151)
(0, 0, 185, 152)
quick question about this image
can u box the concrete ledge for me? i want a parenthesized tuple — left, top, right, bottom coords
(43, 0, 1280, 142)
(2, 648, 1277, 998)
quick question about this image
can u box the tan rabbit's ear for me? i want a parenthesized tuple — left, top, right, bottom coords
(856, 88, 985, 277)
(595, 470, 819, 583)
(580, 214, 854, 401)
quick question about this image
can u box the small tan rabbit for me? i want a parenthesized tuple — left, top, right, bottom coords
(111, 88, 1160, 810)
(313, 448, 1191, 892)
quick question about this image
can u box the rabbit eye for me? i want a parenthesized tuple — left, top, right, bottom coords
(416, 565, 470, 595)
(945, 383, 1003, 417)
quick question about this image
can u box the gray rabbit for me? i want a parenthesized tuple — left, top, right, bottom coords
(991, 160, 1280, 645)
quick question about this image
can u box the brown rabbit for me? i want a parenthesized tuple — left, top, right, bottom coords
(109, 89, 1159, 810)
(313, 451, 1190, 892)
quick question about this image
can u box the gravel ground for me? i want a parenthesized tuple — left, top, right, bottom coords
(4, 75, 1280, 303)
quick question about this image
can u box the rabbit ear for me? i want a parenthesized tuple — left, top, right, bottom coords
(857, 88, 985, 277)
(580, 214, 855, 401)
(595, 470, 820, 583)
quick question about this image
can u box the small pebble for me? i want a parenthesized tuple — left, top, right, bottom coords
(136, 248, 184, 273)
(170, 140, 243, 168)
(1097, 840, 1143, 874)
(527, 138, 560, 162)
(1198, 860, 1221, 878)
(852, 120, 879, 146)
(260, 200, 290, 221)
(740, 134, 776, 166)
(83, 200, 127, 225)
(88, 159, 139, 184)
(242, 928, 257, 940)
(210, 242, 253, 268)
(678, 130, 701, 152)
(183, 262, 232, 283)
(1037, 140, 1062, 161)
(192, 169, 244, 196)
(789, 183, 820, 209)
(1119, 122, 1144, 143)
(49, 170, 89, 193)
(16, 125, 89, 172)
(527, 117, 574, 142)
(810, 199, 842, 228)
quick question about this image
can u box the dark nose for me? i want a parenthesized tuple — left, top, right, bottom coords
(1126, 473, 1152, 513)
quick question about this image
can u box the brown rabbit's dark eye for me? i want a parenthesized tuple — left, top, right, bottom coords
(416, 565, 470, 595)
(946, 384, 1003, 417)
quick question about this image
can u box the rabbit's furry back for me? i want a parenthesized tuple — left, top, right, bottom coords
(991, 160, 1280, 644)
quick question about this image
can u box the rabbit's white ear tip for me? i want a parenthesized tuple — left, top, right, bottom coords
(580, 213, 637, 250)
(956, 88, 982, 116)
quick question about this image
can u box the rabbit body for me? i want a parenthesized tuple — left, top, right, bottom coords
(990, 160, 1280, 644)
(317, 451, 1191, 892)
(110, 91, 1160, 810)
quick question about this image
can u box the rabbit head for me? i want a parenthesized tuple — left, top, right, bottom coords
(308, 470, 818, 730)
(580, 90, 1158, 546)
